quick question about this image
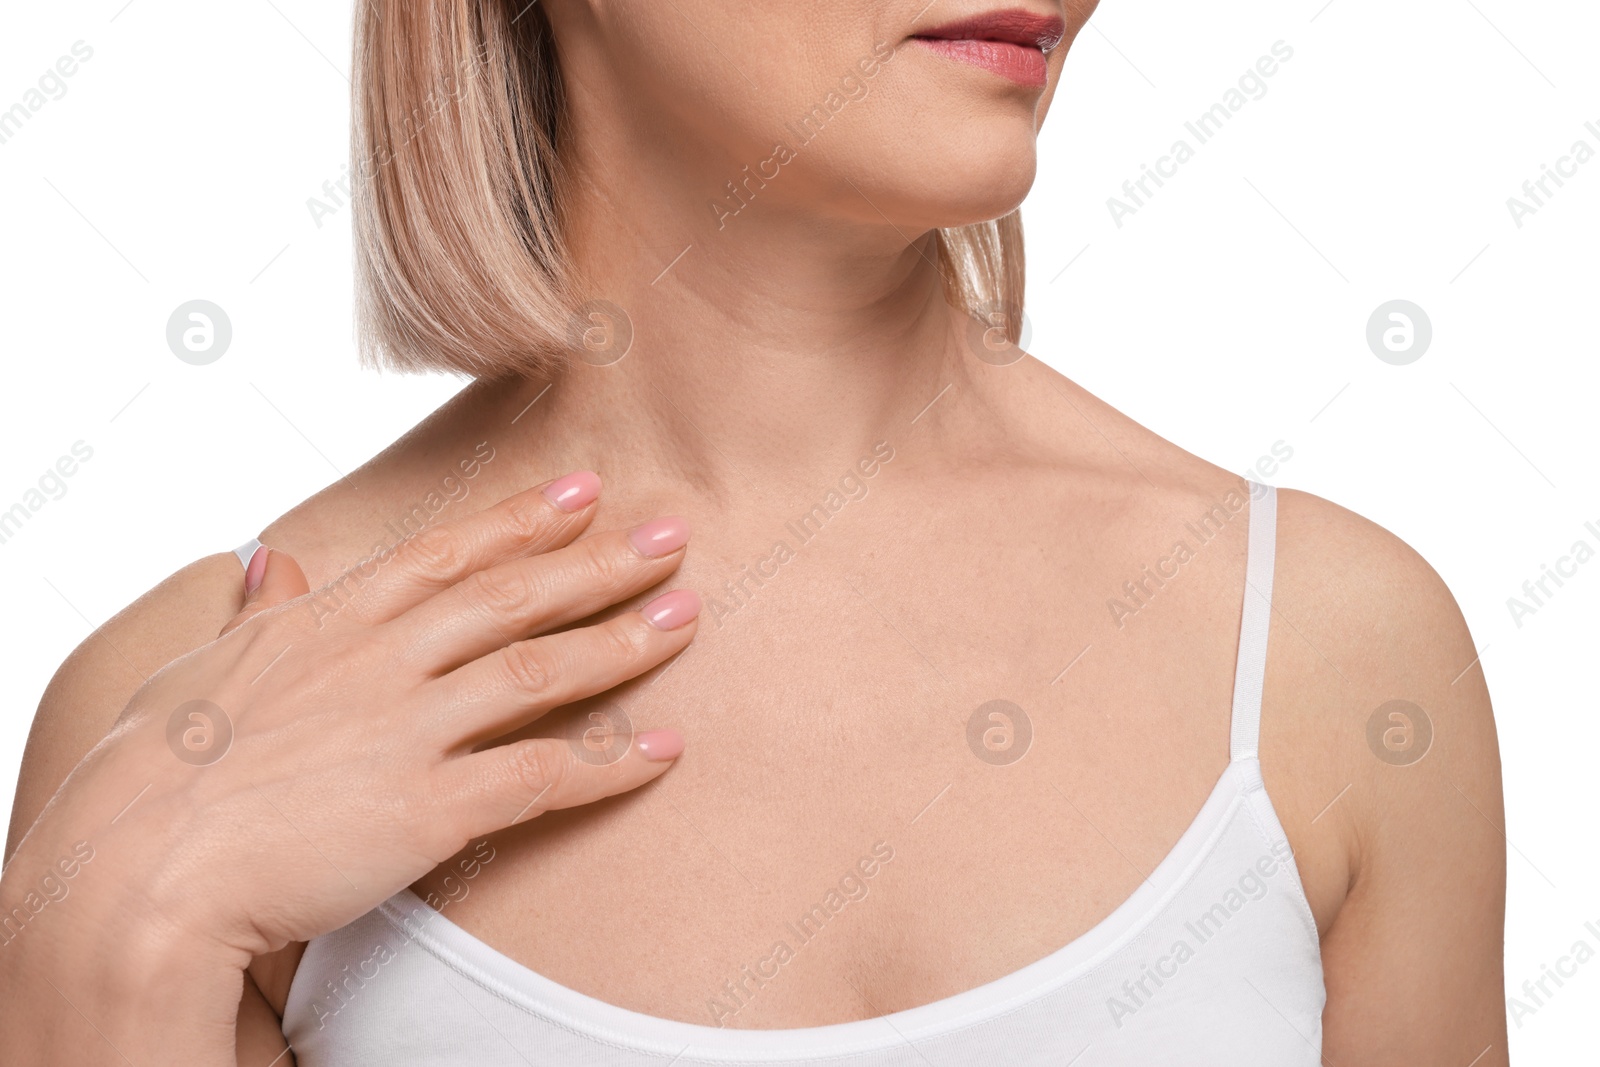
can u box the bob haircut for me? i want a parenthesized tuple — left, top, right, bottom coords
(352, 1, 1027, 380)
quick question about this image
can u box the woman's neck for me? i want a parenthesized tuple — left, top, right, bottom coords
(475, 15, 1001, 504)
(503, 211, 978, 505)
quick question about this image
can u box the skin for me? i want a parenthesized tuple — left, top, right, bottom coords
(0, 487, 702, 1064)
(4, 0, 1507, 1064)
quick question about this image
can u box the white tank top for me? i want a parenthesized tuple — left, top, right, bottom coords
(257, 482, 1325, 1064)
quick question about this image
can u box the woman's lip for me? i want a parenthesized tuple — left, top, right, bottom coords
(910, 38, 1051, 88)
(912, 8, 1068, 52)
(909, 8, 1065, 88)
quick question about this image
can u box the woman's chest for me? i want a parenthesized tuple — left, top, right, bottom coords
(272, 477, 1348, 1027)
(401, 527, 1271, 1028)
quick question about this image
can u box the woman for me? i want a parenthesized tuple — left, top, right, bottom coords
(2, 0, 1506, 1063)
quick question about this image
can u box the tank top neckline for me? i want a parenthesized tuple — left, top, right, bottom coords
(379, 758, 1277, 1058)
(267, 481, 1300, 1060)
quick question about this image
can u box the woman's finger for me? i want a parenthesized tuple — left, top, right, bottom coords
(219, 547, 311, 637)
(450, 726, 686, 841)
(309, 471, 602, 629)
(392, 518, 691, 672)
(428, 589, 701, 746)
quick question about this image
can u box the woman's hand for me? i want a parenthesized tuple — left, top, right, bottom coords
(0, 472, 699, 1065)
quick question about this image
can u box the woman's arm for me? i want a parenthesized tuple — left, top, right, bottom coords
(1275, 490, 1508, 1064)
(2, 554, 296, 1061)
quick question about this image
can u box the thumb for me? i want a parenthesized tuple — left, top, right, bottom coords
(221, 545, 311, 637)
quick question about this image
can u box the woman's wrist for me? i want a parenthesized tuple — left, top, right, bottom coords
(0, 889, 244, 1064)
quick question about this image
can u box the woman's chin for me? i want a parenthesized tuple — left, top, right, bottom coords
(820, 155, 1038, 232)
(900, 175, 1039, 231)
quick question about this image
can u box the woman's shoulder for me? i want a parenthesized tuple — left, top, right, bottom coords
(1023, 364, 1497, 909)
(1022, 360, 1463, 613)
(6, 549, 247, 854)
(1266, 481, 1497, 843)
(7, 381, 508, 852)
(1266, 480, 1492, 766)
(249, 379, 539, 591)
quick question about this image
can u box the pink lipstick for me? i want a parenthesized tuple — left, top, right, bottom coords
(910, 8, 1068, 88)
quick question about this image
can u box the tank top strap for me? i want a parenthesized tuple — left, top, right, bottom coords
(1229, 482, 1277, 762)
(233, 537, 265, 571)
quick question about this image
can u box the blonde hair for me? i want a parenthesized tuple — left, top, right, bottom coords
(352, 1, 1026, 379)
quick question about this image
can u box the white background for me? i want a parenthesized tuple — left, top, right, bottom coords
(1, 0, 1595, 1057)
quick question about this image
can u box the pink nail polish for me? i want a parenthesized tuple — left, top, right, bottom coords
(635, 729, 684, 762)
(542, 470, 601, 512)
(244, 546, 268, 594)
(642, 589, 701, 630)
(627, 516, 690, 558)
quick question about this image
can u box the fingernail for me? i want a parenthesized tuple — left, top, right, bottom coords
(542, 470, 601, 512)
(244, 546, 268, 594)
(627, 516, 690, 558)
(642, 588, 701, 630)
(635, 729, 684, 762)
